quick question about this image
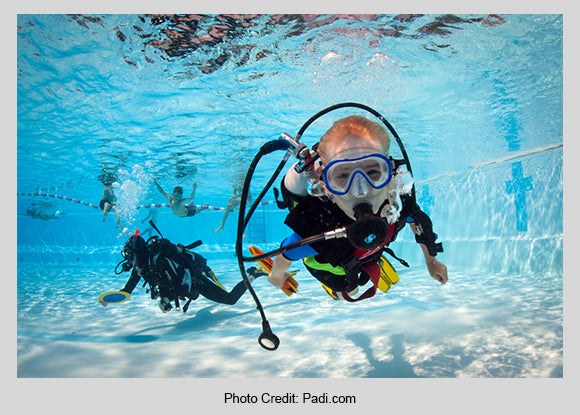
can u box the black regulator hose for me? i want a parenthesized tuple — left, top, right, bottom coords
(241, 203, 389, 261)
(242, 140, 292, 231)
(242, 229, 347, 262)
(236, 138, 293, 351)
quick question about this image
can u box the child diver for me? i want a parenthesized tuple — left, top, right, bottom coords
(101, 231, 266, 312)
(268, 115, 448, 301)
(153, 179, 200, 218)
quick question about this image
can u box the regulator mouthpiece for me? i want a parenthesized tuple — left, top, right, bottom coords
(122, 261, 133, 272)
(258, 320, 280, 351)
(347, 203, 389, 250)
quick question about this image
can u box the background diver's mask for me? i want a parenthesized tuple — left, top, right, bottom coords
(322, 152, 392, 198)
(119, 239, 137, 273)
(120, 234, 147, 271)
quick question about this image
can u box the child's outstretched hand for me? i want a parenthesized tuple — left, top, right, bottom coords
(426, 257, 448, 285)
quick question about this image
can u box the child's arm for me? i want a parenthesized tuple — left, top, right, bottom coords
(153, 179, 172, 201)
(184, 183, 197, 203)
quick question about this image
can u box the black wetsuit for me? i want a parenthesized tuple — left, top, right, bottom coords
(121, 238, 248, 308)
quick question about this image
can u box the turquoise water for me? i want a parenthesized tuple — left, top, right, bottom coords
(17, 14, 563, 382)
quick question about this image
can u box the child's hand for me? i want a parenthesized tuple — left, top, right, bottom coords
(426, 258, 448, 285)
(268, 270, 289, 289)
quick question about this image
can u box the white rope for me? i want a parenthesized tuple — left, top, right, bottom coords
(416, 143, 562, 185)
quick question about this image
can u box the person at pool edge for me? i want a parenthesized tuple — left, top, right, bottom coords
(100, 231, 266, 312)
(153, 179, 200, 218)
(268, 115, 447, 301)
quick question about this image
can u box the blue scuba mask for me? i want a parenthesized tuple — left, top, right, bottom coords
(323, 153, 392, 197)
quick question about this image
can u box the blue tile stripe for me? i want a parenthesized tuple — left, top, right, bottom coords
(505, 161, 533, 232)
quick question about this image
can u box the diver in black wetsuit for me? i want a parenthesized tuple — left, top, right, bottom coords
(100, 232, 265, 312)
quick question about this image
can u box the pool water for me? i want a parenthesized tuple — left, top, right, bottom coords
(16, 14, 563, 382)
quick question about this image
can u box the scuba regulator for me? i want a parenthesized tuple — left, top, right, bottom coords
(349, 202, 390, 250)
(236, 102, 416, 351)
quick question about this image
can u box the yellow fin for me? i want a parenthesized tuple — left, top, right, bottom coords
(249, 245, 273, 273)
(281, 275, 299, 296)
(377, 256, 399, 292)
(320, 282, 339, 300)
(209, 269, 227, 291)
(250, 245, 299, 296)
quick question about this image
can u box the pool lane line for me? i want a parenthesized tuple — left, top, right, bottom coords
(417, 142, 562, 185)
(17, 192, 282, 212)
